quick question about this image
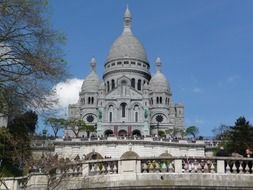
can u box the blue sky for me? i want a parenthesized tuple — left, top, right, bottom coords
(47, 0, 253, 136)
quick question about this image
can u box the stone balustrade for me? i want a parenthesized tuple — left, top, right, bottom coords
(2, 157, 253, 190)
(141, 158, 175, 173)
(48, 156, 253, 178)
(88, 160, 118, 175)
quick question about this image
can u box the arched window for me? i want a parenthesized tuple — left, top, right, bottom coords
(109, 112, 112, 122)
(151, 98, 153, 105)
(160, 97, 162, 104)
(88, 97, 91, 104)
(121, 103, 127, 117)
(137, 79, 141, 90)
(92, 97, 94, 104)
(109, 105, 113, 122)
(107, 81, 110, 92)
(134, 105, 139, 122)
(131, 78, 135, 89)
(112, 79, 115, 90)
(135, 112, 138, 122)
(156, 97, 159, 104)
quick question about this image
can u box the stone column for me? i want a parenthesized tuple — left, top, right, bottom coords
(175, 159, 182, 173)
(82, 163, 89, 177)
(217, 159, 225, 173)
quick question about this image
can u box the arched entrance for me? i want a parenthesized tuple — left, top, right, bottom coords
(104, 129, 113, 137)
(132, 129, 141, 137)
(118, 129, 127, 136)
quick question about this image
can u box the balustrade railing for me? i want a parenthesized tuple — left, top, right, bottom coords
(88, 160, 118, 176)
(225, 159, 252, 174)
(141, 158, 175, 173)
(183, 158, 216, 173)
(47, 157, 253, 180)
(55, 163, 83, 177)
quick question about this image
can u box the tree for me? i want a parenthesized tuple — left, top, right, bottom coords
(7, 111, 38, 170)
(227, 117, 253, 155)
(46, 117, 65, 138)
(0, 111, 38, 176)
(64, 118, 95, 138)
(158, 130, 166, 138)
(212, 124, 230, 141)
(85, 124, 96, 138)
(65, 118, 87, 138)
(213, 117, 253, 156)
(0, 0, 67, 115)
(185, 126, 199, 139)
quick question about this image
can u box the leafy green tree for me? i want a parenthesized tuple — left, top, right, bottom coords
(0, 0, 67, 115)
(85, 124, 96, 138)
(64, 118, 84, 138)
(185, 126, 199, 139)
(226, 117, 253, 155)
(213, 117, 253, 156)
(158, 130, 166, 138)
(64, 118, 95, 138)
(46, 117, 65, 138)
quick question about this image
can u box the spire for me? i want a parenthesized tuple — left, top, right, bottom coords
(90, 57, 96, 72)
(155, 57, 161, 72)
(123, 5, 132, 33)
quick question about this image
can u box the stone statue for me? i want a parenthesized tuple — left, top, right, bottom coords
(144, 109, 149, 119)
(98, 109, 102, 121)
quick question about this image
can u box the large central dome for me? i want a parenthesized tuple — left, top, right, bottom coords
(106, 7, 148, 63)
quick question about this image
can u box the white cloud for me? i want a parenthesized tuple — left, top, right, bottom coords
(193, 87, 202, 93)
(53, 78, 83, 110)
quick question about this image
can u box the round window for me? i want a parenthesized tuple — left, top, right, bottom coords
(155, 115, 163, 123)
(86, 115, 94, 123)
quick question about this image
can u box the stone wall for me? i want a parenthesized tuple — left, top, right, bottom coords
(54, 139, 205, 160)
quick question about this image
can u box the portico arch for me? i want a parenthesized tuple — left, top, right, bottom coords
(132, 129, 141, 136)
(118, 129, 127, 136)
(104, 129, 113, 137)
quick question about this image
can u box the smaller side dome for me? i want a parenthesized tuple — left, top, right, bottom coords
(149, 57, 170, 93)
(81, 57, 100, 92)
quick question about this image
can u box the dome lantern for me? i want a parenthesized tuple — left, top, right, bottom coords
(123, 5, 132, 34)
(155, 57, 161, 72)
(91, 57, 96, 72)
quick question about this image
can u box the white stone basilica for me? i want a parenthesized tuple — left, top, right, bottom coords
(67, 7, 184, 137)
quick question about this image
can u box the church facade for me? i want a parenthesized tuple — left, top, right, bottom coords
(67, 7, 184, 137)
